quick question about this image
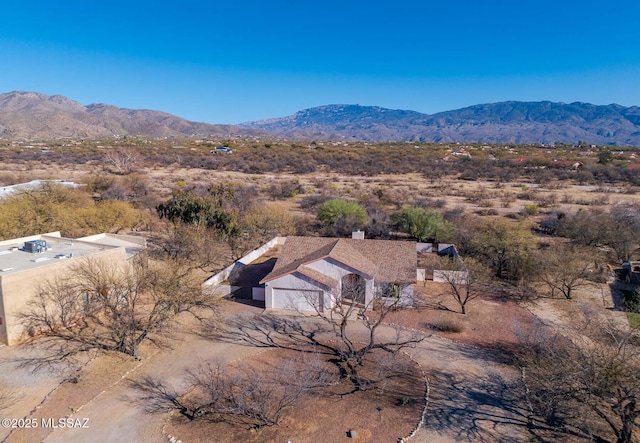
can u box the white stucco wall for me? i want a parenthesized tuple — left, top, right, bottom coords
(252, 287, 265, 301)
(265, 256, 421, 312)
(306, 258, 375, 306)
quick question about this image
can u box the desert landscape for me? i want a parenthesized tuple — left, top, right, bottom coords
(0, 134, 638, 442)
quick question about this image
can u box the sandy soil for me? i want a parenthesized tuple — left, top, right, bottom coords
(166, 348, 424, 443)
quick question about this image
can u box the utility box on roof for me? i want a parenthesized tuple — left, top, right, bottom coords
(24, 240, 47, 253)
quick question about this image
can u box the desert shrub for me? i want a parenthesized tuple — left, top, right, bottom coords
(363, 206, 391, 239)
(317, 199, 367, 226)
(392, 207, 455, 243)
(299, 194, 333, 210)
(426, 318, 464, 333)
(501, 194, 517, 208)
(0, 185, 146, 239)
(628, 312, 640, 329)
(622, 289, 640, 314)
(0, 172, 18, 186)
(414, 198, 446, 209)
(85, 174, 116, 194)
(443, 206, 466, 222)
(265, 179, 305, 200)
(516, 186, 537, 200)
(475, 208, 499, 216)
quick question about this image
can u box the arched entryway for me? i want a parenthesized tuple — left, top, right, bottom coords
(341, 273, 365, 305)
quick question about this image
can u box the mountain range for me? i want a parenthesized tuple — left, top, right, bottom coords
(241, 102, 640, 146)
(2, 91, 640, 146)
(0, 91, 262, 139)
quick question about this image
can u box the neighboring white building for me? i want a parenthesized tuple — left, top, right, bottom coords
(0, 232, 146, 345)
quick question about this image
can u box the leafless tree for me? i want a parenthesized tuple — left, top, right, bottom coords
(436, 256, 489, 314)
(298, 280, 425, 390)
(208, 285, 423, 392)
(150, 222, 227, 272)
(537, 243, 594, 299)
(609, 203, 640, 262)
(131, 352, 335, 429)
(104, 149, 140, 175)
(19, 255, 217, 358)
(517, 318, 640, 443)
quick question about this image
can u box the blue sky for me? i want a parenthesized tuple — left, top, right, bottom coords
(2, 0, 639, 124)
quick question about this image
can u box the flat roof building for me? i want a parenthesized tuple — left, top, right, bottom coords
(0, 232, 146, 345)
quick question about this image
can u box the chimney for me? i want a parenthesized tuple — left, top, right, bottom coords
(351, 230, 365, 240)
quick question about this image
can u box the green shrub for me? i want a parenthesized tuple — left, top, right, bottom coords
(627, 312, 640, 329)
(317, 199, 367, 226)
(391, 207, 455, 243)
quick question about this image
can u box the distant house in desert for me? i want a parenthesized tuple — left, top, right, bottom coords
(553, 160, 583, 171)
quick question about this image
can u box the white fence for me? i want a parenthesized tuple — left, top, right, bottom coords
(433, 270, 468, 283)
(202, 236, 286, 293)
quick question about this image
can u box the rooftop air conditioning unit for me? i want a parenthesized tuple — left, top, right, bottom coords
(24, 240, 47, 253)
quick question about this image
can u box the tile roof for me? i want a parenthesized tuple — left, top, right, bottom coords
(296, 265, 339, 288)
(260, 236, 416, 285)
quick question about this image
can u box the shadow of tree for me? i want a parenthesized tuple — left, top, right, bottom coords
(200, 313, 336, 356)
(425, 369, 538, 442)
(424, 352, 611, 443)
(127, 375, 191, 417)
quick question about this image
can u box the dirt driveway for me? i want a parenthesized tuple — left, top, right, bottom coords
(1, 301, 265, 443)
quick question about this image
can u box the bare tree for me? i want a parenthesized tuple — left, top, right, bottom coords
(20, 255, 217, 358)
(150, 222, 227, 272)
(437, 256, 489, 314)
(104, 149, 140, 175)
(537, 243, 594, 299)
(208, 283, 424, 393)
(131, 352, 335, 429)
(609, 203, 640, 262)
(299, 281, 425, 390)
(517, 319, 640, 443)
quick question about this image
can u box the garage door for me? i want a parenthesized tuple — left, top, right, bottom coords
(272, 288, 323, 312)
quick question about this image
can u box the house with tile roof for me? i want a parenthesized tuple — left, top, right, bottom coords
(259, 235, 417, 313)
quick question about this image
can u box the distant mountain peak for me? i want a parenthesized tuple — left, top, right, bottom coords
(0, 91, 263, 139)
(3, 92, 639, 145)
(241, 101, 640, 146)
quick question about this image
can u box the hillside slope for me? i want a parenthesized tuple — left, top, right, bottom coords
(0, 91, 262, 139)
